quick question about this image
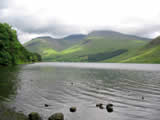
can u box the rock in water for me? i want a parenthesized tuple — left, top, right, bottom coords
(70, 107, 77, 112)
(96, 103, 102, 107)
(48, 113, 64, 120)
(106, 104, 113, 113)
(96, 103, 104, 109)
(28, 112, 42, 120)
(99, 104, 104, 109)
(44, 104, 49, 107)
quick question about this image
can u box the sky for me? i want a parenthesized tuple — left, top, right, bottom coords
(1, 0, 160, 43)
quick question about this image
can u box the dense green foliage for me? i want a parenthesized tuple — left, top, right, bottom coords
(0, 23, 41, 66)
(24, 31, 148, 62)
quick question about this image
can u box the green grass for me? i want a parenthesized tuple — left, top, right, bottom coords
(104, 43, 160, 63)
(43, 49, 58, 56)
(61, 45, 83, 54)
(121, 45, 160, 63)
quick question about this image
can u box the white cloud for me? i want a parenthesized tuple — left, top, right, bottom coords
(1, 0, 160, 43)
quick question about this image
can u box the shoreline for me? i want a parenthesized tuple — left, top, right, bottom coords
(0, 103, 28, 120)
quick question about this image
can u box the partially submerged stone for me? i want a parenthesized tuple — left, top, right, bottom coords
(70, 107, 77, 112)
(96, 103, 102, 107)
(44, 104, 49, 107)
(106, 104, 113, 113)
(96, 103, 104, 109)
(28, 112, 42, 120)
(48, 113, 64, 120)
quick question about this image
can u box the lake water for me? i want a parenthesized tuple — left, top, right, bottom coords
(0, 62, 160, 120)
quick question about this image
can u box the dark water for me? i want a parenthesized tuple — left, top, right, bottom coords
(0, 62, 160, 120)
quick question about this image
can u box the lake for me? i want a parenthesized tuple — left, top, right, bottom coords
(0, 62, 160, 120)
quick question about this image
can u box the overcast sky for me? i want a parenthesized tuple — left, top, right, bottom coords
(1, 0, 160, 43)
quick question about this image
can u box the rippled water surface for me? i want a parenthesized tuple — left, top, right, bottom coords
(0, 62, 160, 120)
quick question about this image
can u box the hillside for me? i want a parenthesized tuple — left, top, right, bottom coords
(24, 30, 150, 62)
(105, 36, 160, 63)
(24, 34, 86, 55)
(0, 23, 41, 66)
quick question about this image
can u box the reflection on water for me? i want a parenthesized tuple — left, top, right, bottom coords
(0, 63, 160, 120)
(0, 66, 21, 101)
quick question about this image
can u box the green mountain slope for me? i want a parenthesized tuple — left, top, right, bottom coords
(24, 34, 86, 57)
(24, 30, 150, 62)
(44, 36, 148, 62)
(105, 36, 160, 63)
(0, 23, 41, 66)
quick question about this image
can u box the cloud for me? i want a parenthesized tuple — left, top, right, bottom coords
(1, 15, 79, 36)
(1, 0, 160, 43)
(0, 4, 82, 41)
(0, 0, 12, 10)
(132, 25, 160, 38)
(0, 0, 8, 9)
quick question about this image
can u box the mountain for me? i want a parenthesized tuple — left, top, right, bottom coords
(88, 30, 150, 40)
(63, 34, 86, 41)
(24, 34, 87, 54)
(24, 30, 151, 62)
(0, 23, 41, 66)
(105, 36, 160, 63)
(148, 36, 160, 46)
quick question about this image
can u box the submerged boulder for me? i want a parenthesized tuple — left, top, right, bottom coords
(28, 112, 42, 120)
(70, 107, 77, 112)
(48, 113, 64, 120)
